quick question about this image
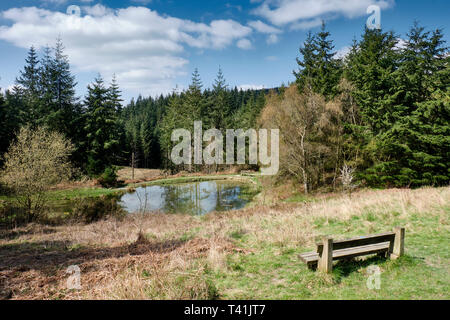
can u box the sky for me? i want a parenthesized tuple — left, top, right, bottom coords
(0, 0, 449, 103)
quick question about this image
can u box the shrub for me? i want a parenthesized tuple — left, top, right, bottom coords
(0, 126, 74, 222)
(70, 194, 126, 223)
(98, 166, 120, 188)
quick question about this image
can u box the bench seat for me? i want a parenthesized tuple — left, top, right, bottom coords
(299, 241, 391, 268)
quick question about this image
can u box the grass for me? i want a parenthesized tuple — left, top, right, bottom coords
(0, 186, 448, 300)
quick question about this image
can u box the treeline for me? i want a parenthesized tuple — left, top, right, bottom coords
(262, 22, 449, 191)
(123, 68, 268, 172)
(0, 40, 269, 178)
(1, 21, 448, 191)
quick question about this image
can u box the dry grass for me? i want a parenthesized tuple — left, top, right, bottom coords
(0, 186, 448, 300)
(117, 168, 164, 184)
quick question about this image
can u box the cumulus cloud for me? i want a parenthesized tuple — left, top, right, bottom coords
(237, 38, 253, 50)
(248, 20, 281, 44)
(0, 5, 252, 96)
(248, 20, 282, 34)
(252, 0, 395, 28)
(334, 46, 351, 59)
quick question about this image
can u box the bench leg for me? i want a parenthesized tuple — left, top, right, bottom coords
(390, 227, 405, 260)
(318, 238, 333, 273)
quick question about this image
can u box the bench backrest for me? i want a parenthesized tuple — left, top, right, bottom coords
(316, 232, 395, 254)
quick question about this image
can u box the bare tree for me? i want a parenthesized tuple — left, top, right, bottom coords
(0, 126, 74, 221)
(340, 164, 355, 195)
(259, 85, 341, 194)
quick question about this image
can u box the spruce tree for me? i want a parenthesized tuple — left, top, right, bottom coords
(294, 23, 341, 99)
(314, 22, 341, 98)
(209, 67, 229, 129)
(109, 74, 123, 113)
(84, 75, 119, 175)
(294, 31, 317, 92)
(345, 28, 399, 135)
(377, 23, 450, 186)
(16, 46, 40, 124)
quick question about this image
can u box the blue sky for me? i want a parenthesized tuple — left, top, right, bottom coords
(0, 0, 449, 103)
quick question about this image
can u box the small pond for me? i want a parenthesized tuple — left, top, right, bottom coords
(119, 180, 255, 215)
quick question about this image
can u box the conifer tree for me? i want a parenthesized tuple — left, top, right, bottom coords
(294, 31, 317, 92)
(84, 75, 119, 175)
(294, 23, 341, 99)
(209, 67, 229, 129)
(109, 74, 123, 113)
(16, 46, 40, 124)
(314, 22, 341, 98)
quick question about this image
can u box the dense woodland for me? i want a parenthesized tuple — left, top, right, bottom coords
(0, 22, 449, 192)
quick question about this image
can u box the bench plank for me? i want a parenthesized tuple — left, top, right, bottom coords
(316, 232, 395, 254)
(299, 242, 391, 268)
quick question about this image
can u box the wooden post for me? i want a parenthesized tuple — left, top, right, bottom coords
(318, 237, 333, 273)
(131, 151, 135, 180)
(391, 227, 405, 260)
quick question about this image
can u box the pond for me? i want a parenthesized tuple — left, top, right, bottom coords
(119, 180, 255, 215)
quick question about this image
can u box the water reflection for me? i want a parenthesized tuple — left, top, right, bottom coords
(119, 181, 250, 215)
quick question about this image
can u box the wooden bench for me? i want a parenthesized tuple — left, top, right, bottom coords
(299, 227, 405, 273)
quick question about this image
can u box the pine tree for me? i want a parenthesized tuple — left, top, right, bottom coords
(16, 46, 40, 124)
(160, 92, 184, 172)
(109, 74, 123, 113)
(84, 75, 119, 175)
(36, 39, 80, 145)
(209, 67, 230, 129)
(294, 31, 317, 92)
(140, 110, 153, 168)
(184, 68, 204, 122)
(345, 27, 399, 135)
(376, 23, 450, 186)
(294, 23, 341, 99)
(314, 22, 341, 98)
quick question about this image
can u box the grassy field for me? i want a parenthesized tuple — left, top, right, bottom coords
(0, 186, 448, 300)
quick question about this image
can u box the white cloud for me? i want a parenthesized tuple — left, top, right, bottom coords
(237, 38, 252, 50)
(248, 20, 281, 44)
(248, 20, 282, 34)
(252, 0, 395, 28)
(0, 5, 252, 96)
(0, 84, 15, 94)
(82, 4, 114, 17)
(238, 84, 265, 91)
(290, 18, 323, 30)
(335, 46, 351, 59)
(265, 55, 278, 61)
(395, 38, 407, 50)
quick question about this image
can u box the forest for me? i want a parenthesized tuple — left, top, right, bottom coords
(0, 22, 449, 193)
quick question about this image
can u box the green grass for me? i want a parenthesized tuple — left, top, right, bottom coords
(209, 202, 449, 299)
(46, 188, 120, 201)
(134, 174, 251, 187)
(0, 187, 119, 203)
